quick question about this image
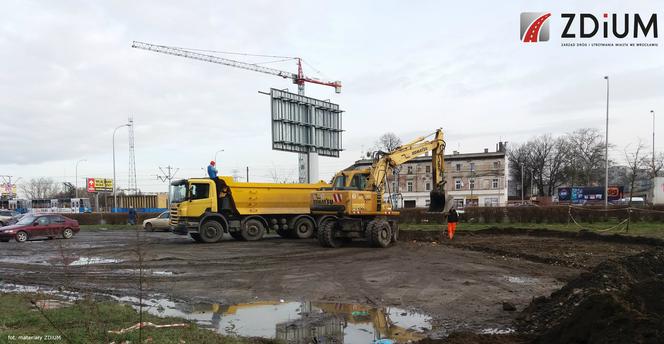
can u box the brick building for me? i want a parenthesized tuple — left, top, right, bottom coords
(350, 142, 508, 208)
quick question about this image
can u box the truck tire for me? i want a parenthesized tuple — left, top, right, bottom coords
(292, 217, 315, 239)
(318, 221, 343, 248)
(241, 219, 265, 241)
(190, 233, 204, 242)
(230, 231, 244, 241)
(370, 220, 392, 248)
(199, 220, 224, 243)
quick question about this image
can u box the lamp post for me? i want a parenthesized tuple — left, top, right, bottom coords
(75, 159, 87, 198)
(214, 149, 224, 163)
(113, 123, 130, 212)
(604, 76, 610, 208)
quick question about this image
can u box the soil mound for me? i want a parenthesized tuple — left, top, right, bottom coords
(517, 248, 664, 344)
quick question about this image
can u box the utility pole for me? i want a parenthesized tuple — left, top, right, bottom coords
(521, 164, 524, 203)
(246, 166, 249, 182)
(157, 166, 179, 205)
(75, 159, 87, 198)
(651, 110, 656, 174)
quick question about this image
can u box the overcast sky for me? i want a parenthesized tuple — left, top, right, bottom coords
(1, 0, 662, 194)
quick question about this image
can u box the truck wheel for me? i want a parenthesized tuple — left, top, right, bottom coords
(199, 221, 224, 243)
(371, 221, 392, 248)
(318, 221, 343, 248)
(293, 217, 315, 239)
(190, 233, 204, 242)
(241, 219, 265, 241)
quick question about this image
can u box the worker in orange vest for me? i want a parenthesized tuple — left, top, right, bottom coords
(447, 207, 459, 239)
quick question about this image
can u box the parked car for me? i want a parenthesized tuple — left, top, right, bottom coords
(142, 211, 170, 231)
(0, 214, 80, 242)
(0, 210, 18, 226)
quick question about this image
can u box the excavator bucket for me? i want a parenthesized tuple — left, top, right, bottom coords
(428, 190, 446, 212)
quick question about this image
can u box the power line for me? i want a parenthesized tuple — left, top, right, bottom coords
(157, 166, 179, 204)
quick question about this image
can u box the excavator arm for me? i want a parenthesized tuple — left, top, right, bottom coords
(366, 129, 447, 212)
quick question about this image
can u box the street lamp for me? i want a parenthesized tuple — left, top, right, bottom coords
(214, 149, 224, 163)
(75, 159, 87, 198)
(604, 76, 609, 208)
(113, 123, 130, 212)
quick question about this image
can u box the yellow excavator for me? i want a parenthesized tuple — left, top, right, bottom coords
(311, 129, 447, 248)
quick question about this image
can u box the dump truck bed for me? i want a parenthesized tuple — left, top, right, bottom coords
(218, 177, 328, 215)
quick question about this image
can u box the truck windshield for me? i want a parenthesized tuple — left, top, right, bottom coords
(170, 183, 188, 204)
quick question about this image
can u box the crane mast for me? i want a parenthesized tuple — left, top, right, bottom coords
(132, 41, 342, 183)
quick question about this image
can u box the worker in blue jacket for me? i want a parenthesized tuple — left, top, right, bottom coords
(207, 161, 218, 179)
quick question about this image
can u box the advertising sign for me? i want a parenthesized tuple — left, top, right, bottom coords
(270, 88, 343, 157)
(558, 186, 623, 204)
(1, 183, 17, 197)
(86, 178, 113, 192)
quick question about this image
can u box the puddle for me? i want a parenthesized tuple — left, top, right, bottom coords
(505, 276, 539, 285)
(1, 282, 431, 343)
(0, 257, 49, 265)
(114, 297, 432, 343)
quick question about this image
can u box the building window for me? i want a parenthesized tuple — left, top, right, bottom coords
(470, 162, 475, 171)
(391, 182, 396, 191)
(484, 197, 499, 207)
(455, 164, 461, 172)
(425, 165, 431, 173)
(425, 199, 431, 207)
(407, 181, 413, 192)
(492, 178, 499, 189)
(493, 161, 500, 169)
(455, 179, 462, 190)
(454, 199, 464, 208)
(407, 166, 413, 174)
(469, 179, 475, 189)
(425, 182, 431, 191)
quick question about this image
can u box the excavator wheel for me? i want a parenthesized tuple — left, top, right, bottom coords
(229, 231, 244, 241)
(318, 221, 343, 248)
(365, 220, 379, 247)
(370, 220, 392, 248)
(241, 219, 265, 241)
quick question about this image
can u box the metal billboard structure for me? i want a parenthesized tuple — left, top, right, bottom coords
(270, 88, 343, 182)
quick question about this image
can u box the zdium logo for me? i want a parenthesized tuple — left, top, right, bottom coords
(520, 12, 552, 42)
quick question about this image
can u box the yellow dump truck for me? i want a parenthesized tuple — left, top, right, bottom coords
(170, 176, 330, 243)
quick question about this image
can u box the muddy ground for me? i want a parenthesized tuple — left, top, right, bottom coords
(0, 228, 659, 338)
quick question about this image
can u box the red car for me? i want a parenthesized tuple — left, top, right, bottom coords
(0, 214, 80, 242)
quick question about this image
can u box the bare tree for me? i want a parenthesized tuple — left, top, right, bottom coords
(19, 177, 61, 199)
(375, 133, 402, 153)
(566, 128, 606, 185)
(269, 165, 296, 184)
(643, 151, 664, 179)
(544, 137, 571, 196)
(624, 142, 646, 207)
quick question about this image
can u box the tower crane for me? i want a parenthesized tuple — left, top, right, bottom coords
(131, 41, 342, 182)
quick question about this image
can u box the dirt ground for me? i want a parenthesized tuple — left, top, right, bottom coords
(0, 227, 659, 338)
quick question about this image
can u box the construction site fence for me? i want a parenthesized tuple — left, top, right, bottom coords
(399, 205, 664, 224)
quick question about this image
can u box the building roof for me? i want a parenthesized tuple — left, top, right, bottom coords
(347, 151, 506, 170)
